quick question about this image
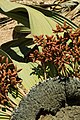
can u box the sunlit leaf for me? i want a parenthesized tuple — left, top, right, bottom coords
(0, 0, 55, 35)
(29, 5, 78, 29)
(64, 63, 73, 72)
(0, 0, 78, 37)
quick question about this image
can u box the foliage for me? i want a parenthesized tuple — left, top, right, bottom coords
(0, 0, 78, 37)
(0, 0, 79, 119)
(0, 0, 78, 90)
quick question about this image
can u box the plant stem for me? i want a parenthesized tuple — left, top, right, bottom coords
(42, 62, 47, 80)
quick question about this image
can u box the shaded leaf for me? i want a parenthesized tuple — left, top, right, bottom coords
(14, 25, 31, 34)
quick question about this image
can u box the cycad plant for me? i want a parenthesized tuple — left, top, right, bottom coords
(0, 0, 80, 120)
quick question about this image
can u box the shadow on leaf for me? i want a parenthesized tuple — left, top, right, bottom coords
(1, 38, 34, 62)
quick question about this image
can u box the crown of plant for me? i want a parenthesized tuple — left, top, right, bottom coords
(0, 55, 26, 114)
(28, 21, 80, 79)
